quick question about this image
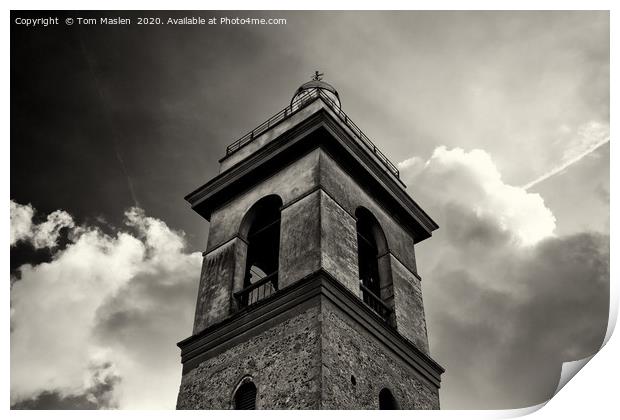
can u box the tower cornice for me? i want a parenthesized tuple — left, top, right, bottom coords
(185, 101, 438, 243)
(177, 269, 444, 389)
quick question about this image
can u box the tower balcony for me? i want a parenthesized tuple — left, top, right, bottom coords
(234, 271, 279, 308)
(221, 87, 402, 184)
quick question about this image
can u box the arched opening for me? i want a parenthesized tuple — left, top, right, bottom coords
(236, 195, 282, 307)
(379, 388, 398, 410)
(234, 381, 257, 410)
(356, 207, 393, 321)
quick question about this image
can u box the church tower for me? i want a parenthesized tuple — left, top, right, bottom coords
(176, 74, 444, 410)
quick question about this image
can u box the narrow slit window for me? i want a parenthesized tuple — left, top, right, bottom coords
(379, 388, 398, 410)
(234, 382, 257, 410)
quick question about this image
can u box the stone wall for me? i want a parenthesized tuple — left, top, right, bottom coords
(192, 149, 321, 334)
(320, 299, 439, 409)
(178, 306, 322, 409)
(206, 149, 320, 251)
(319, 191, 360, 297)
(317, 150, 429, 351)
(279, 190, 322, 289)
(391, 256, 429, 353)
(318, 150, 418, 272)
(178, 291, 440, 410)
(192, 240, 238, 334)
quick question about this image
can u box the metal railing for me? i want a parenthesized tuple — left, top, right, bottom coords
(360, 282, 392, 321)
(234, 272, 278, 308)
(316, 90, 400, 179)
(224, 88, 400, 179)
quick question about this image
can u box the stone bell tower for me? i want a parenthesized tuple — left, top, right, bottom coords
(176, 73, 444, 410)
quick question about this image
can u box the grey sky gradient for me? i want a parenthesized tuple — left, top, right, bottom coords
(10, 10, 609, 409)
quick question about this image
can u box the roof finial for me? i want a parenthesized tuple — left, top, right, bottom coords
(312, 70, 324, 81)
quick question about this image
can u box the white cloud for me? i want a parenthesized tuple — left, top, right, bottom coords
(10, 201, 202, 408)
(402, 146, 556, 246)
(10, 201, 34, 246)
(398, 148, 608, 408)
(32, 209, 75, 248)
(10, 201, 75, 248)
(396, 155, 423, 171)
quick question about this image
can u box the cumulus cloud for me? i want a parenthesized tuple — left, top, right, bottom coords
(10, 201, 34, 246)
(10, 201, 75, 248)
(400, 147, 609, 409)
(402, 146, 556, 246)
(10, 201, 202, 409)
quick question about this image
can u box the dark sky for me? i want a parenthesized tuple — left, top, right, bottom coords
(12, 10, 326, 252)
(12, 11, 609, 251)
(10, 10, 609, 410)
(12, 10, 286, 250)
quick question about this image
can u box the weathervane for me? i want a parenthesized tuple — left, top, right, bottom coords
(312, 70, 324, 81)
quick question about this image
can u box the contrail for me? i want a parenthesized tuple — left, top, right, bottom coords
(523, 137, 609, 190)
(76, 29, 140, 208)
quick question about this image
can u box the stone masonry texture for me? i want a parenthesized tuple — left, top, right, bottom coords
(177, 296, 440, 409)
(178, 306, 323, 409)
(321, 299, 439, 409)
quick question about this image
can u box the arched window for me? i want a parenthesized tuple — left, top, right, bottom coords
(236, 195, 282, 307)
(234, 381, 257, 410)
(356, 207, 393, 321)
(379, 388, 398, 410)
